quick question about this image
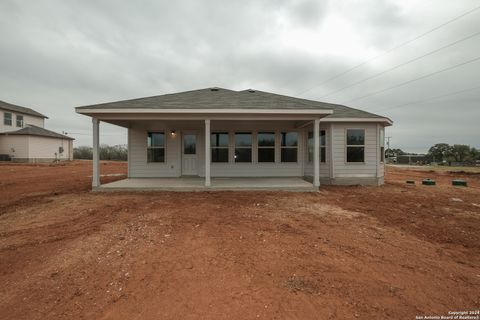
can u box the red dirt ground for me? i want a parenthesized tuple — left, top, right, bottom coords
(0, 161, 479, 319)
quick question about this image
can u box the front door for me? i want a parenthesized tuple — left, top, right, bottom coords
(182, 132, 198, 175)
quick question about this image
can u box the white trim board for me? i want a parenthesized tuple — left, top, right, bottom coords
(76, 108, 334, 115)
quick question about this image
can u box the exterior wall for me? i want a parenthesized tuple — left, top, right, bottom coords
(0, 135, 72, 162)
(27, 136, 72, 161)
(329, 122, 384, 185)
(303, 122, 386, 185)
(126, 120, 386, 185)
(128, 120, 305, 178)
(0, 108, 45, 133)
(0, 135, 29, 159)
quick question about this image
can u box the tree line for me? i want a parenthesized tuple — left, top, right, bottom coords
(73, 144, 128, 161)
(386, 143, 480, 164)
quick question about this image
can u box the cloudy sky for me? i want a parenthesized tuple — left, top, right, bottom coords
(1, 0, 479, 153)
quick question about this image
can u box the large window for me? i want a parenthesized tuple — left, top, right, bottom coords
(16, 115, 23, 127)
(257, 132, 275, 162)
(346, 129, 365, 163)
(4, 112, 12, 126)
(281, 132, 298, 162)
(147, 132, 165, 162)
(308, 130, 326, 163)
(379, 128, 385, 162)
(211, 132, 229, 162)
(235, 132, 252, 162)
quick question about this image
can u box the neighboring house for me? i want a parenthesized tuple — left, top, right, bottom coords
(0, 100, 74, 162)
(76, 87, 392, 190)
(397, 154, 428, 165)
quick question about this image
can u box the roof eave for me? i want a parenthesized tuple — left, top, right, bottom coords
(75, 108, 335, 115)
(321, 117, 393, 126)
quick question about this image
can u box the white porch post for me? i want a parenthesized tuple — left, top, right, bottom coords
(92, 118, 100, 188)
(205, 119, 211, 187)
(313, 118, 320, 188)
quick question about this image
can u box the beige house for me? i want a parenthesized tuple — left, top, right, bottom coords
(76, 87, 392, 191)
(0, 100, 74, 162)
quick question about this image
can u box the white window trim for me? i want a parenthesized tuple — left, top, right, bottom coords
(257, 131, 276, 163)
(211, 132, 230, 163)
(280, 131, 299, 163)
(345, 128, 366, 164)
(16, 115, 24, 128)
(234, 132, 253, 163)
(379, 127, 385, 163)
(4, 112, 12, 126)
(147, 131, 166, 163)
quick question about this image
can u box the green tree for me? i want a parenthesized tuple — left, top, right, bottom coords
(449, 144, 472, 162)
(385, 148, 406, 158)
(427, 143, 452, 163)
(470, 147, 480, 161)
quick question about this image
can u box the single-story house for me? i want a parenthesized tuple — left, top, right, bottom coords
(0, 100, 74, 162)
(76, 87, 392, 191)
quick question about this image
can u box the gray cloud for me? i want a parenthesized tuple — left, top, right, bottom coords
(0, 0, 478, 152)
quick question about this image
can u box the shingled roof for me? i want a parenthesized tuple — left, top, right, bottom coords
(0, 100, 48, 119)
(76, 87, 390, 121)
(0, 125, 74, 140)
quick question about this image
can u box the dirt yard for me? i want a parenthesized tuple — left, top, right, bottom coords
(0, 161, 479, 319)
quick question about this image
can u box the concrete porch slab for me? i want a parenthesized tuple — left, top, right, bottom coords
(96, 177, 317, 192)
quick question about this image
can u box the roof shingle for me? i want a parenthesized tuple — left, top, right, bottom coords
(0, 100, 48, 119)
(0, 125, 74, 140)
(76, 87, 390, 120)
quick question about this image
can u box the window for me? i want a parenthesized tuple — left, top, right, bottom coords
(4, 112, 12, 126)
(183, 134, 196, 154)
(235, 132, 252, 162)
(257, 132, 275, 162)
(211, 132, 229, 162)
(281, 132, 298, 162)
(147, 132, 165, 162)
(307, 130, 326, 163)
(346, 129, 365, 163)
(16, 115, 23, 127)
(379, 128, 385, 162)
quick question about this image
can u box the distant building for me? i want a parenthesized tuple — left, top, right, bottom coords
(0, 100, 74, 162)
(397, 154, 428, 165)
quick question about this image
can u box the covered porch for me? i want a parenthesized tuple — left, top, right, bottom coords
(97, 176, 316, 191)
(81, 106, 333, 191)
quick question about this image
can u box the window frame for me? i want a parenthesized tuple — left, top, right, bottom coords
(211, 132, 229, 163)
(280, 131, 299, 163)
(183, 133, 197, 155)
(147, 131, 166, 163)
(307, 130, 327, 163)
(379, 127, 385, 163)
(345, 128, 366, 164)
(234, 132, 253, 163)
(16, 115, 23, 127)
(4, 112, 12, 126)
(257, 131, 276, 163)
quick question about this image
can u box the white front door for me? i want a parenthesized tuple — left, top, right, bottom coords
(182, 132, 198, 175)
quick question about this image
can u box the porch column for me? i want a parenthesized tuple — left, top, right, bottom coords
(92, 118, 100, 188)
(313, 118, 320, 188)
(205, 119, 211, 187)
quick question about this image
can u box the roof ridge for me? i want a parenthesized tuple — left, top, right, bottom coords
(77, 87, 237, 109)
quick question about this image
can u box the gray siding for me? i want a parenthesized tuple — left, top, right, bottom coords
(128, 120, 305, 178)
(331, 123, 381, 178)
(127, 120, 386, 182)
